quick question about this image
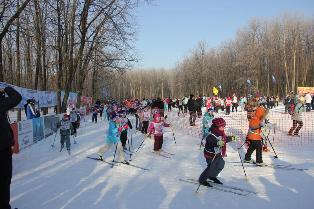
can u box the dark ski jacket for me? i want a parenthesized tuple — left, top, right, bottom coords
(0, 87, 22, 150)
(151, 99, 164, 110)
(187, 99, 196, 112)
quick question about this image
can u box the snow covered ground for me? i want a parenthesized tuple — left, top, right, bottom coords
(11, 107, 314, 209)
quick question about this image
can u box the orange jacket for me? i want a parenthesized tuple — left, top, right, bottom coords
(247, 106, 266, 140)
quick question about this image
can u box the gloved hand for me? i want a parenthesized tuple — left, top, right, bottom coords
(146, 133, 151, 138)
(118, 127, 123, 132)
(217, 140, 225, 147)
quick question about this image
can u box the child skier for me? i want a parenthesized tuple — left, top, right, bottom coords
(92, 106, 98, 123)
(199, 118, 236, 186)
(141, 106, 151, 134)
(98, 115, 129, 164)
(147, 113, 170, 153)
(244, 106, 267, 166)
(118, 110, 133, 150)
(58, 114, 73, 154)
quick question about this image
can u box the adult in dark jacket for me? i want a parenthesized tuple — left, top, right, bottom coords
(0, 86, 22, 209)
(151, 97, 164, 116)
(196, 96, 203, 118)
(187, 94, 197, 126)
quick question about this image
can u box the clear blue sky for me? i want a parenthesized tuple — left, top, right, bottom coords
(135, 0, 314, 69)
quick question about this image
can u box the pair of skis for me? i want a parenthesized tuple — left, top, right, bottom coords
(229, 161, 308, 171)
(87, 156, 150, 171)
(179, 178, 257, 196)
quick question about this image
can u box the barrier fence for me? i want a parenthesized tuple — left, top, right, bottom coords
(11, 107, 89, 153)
(170, 110, 314, 146)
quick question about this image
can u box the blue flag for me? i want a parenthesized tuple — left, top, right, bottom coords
(272, 75, 276, 83)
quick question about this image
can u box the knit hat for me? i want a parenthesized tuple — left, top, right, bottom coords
(63, 114, 69, 120)
(212, 117, 226, 127)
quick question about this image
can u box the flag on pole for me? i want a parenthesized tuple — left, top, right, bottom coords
(213, 87, 219, 96)
(272, 75, 276, 83)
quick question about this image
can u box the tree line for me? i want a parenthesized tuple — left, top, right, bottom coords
(108, 14, 314, 100)
(0, 0, 144, 117)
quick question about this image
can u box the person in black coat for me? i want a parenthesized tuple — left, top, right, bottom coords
(187, 94, 197, 126)
(0, 86, 22, 209)
(151, 97, 164, 116)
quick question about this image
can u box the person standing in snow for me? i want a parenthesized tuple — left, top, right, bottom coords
(182, 96, 189, 114)
(177, 99, 184, 116)
(232, 93, 238, 112)
(92, 106, 98, 123)
(225, 96, 232, 115)
(305, 93, 312, 112)
(57, 114, 73, 154)
(26, 99, 36, 120)
(0, 86, 22, 209)
(288, 97, 305, 136)
(199, 118, 237, 186)
(187, 94, 197, 126)
(244, 106, 268, 166)
(147, 113, 170, 153)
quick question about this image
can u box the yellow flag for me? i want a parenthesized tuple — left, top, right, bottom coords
(213, 87, 219, 95)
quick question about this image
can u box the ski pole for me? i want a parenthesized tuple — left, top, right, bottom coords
(171, 127, 177, 144)
(127, 131, 132, 161)
(51, 128, 59, 148)
(237, 148, 248, 180)
(200, 132, 211, 149)
(111, 143, 118, 168)
(135, 135, 146, 153)
(265, 135, 278, 158)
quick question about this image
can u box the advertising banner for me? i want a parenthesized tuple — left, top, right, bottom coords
(44, 115, 60, 138)
(18, 120, 34, 150)
(297, 87, 314, 95)
(32, 117, 44, 143)
(0, 82, 57, 108)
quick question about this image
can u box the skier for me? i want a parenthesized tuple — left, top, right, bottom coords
(288, 97, 305, 136)
(92, 106, 98, 123)
(57, 114, 73, 154)
(141, 106, 151, 134)
(118, 110, 133, 150)
(98, 115, 129, 164)
(244, 106, 267, 166)
(147, 113, 170, 153)
(69, 108, 79, 138)
(199, 118, 236, 186)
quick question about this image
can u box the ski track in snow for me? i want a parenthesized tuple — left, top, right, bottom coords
(11, 106, 314, 209)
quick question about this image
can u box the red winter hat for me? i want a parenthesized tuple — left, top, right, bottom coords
(154, 113, 161, 120)
(212, 117, 226, 127)
(63, 114, 69, 119)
